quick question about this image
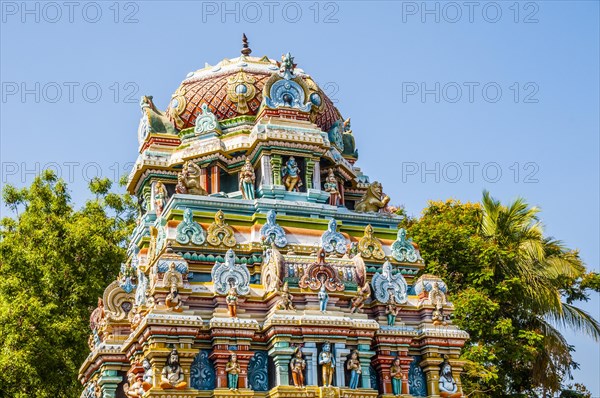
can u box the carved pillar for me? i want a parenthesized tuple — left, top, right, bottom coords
(449, 359, 466, 396)
(313, 161, 321, 189)
(98, 369, 122, 398)
(334, 343, 350, 387)
(270, 155, 282, 186)
(269, 341, 295, 386)
(357, 344, 376, 389)
(303, 342, 319, 386)
(199, 167, 209, 193)
(305, 159, 315, 190)
(371, 354, 394, 394)
(420, 357, 443, 397)
(210, 165, 220, 193)
(260, 155, 272, 186)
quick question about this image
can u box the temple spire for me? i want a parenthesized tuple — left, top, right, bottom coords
(241, 33, 252, 56)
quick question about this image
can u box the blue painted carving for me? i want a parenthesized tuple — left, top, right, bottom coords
(391, 228, 421, 263)
(320, 218, 348, 255)
(369, 365, 379, 391)
(265, 53, 311, 112)
(409, 356, 427, 397)
(371, 260, 408, 304)
(413, 277, 448, 297)
(118, 262, 137, 294)
(266, 79, 311, 112)
(156, 258, 188, 274)
(248, 351, 269, 391)
(328, 120, 345, 152)
(176, 208, 206, 245)
(211, 249, 250, 295)
(260, 210, 287, 248)
(190, 350, 216, 390)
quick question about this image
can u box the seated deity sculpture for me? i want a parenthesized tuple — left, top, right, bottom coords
(160, 348, 187, 390)
(439, 359, 462, 397)
(276, 282, 295, 310)
(165, 286, 183, 312)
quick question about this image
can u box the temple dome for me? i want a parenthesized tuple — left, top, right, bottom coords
(166, 55, 342, 132)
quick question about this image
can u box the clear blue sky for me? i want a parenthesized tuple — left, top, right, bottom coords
(1, 0, 598, 393)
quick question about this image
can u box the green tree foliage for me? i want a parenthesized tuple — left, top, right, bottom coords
(404, 193, 599, 397)
(0, 171, 135, 397)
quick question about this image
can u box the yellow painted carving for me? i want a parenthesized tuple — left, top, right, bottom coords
(357, 224, 385, 260)
(207, 210, 237, 247)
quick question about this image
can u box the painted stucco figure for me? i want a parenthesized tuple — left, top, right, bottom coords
(142, 358, 153, 391)
(390, 357, 403, 396)
(160, 348, 187, 390)
(276, 282, 295, 311)
(324, 168, 341, 206)
(318, 284, 329, 312)
(346, 350, 362, 389)
(290, 347, 306, 388)
(282, 156, 302, 192)
(319, 343, 335, 387)
(176, 160, 208, 196)
(386, 291, 400, 326)
(439, 359, 461, 397)
(239, 157, 256, 199)
(354, 181, 390, 213)
(154, 182, 168, 216)
(226, 353, 241, 390)
(226, 286, 239, 318)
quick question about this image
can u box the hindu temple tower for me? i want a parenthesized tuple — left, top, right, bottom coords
(79, 35, 469, 398)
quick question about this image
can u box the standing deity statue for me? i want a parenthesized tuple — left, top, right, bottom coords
(141, 358, 153, 391)
(346, 350, 362, 389)
(282, 156, 302, 192)
(438, 359, 462, 397)
(276, 282, 295, 311)
(351, 283, 371, 313)
(318, 284, 329, 313)
(239, 157, 256, 200)
(290, 347, 306, 388)
(390, 357, 403, 396)
(226, 353, 241, 390)
(324, 169, 341, 206)
(386, 291, 400, 326)
(154, 182, 168, 216)
(160, 348, 187, 390)
(318, 343, 335, 387)
(226, 286, 239, 318)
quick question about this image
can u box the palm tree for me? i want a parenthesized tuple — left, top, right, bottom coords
(480, 191, 600, 394)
